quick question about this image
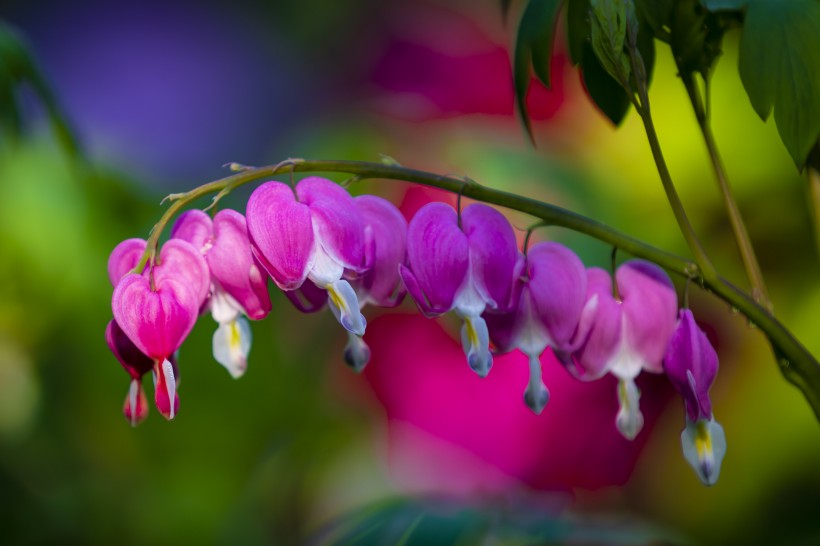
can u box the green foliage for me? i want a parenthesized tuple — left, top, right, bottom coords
(513, 0, 564, 140)
(701, 0, 820, 169)
(739, 0, 820, 169)
(580, 40, 633, 124)
(514, 0, 655, 128)
(314, 496, 686, 546)
(589, 0, 631, 85)
(0, 21, 82, 158)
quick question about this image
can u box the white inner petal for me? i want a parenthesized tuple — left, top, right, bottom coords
(681, 416, 726, 486)
(327, 280, 366, 336)
(161, 358, 177, 420)
(453, 268, 486, 319)
(517, 294, 552, 356)
(460, 315, 492, 377)
(307, 226, 345, 288)
(212, 317, 252, 379)
(608, 319, 649, 380)
(128, 378, 140, 427)
(210, 286, 243, 324)
(615, 377, 644, 440)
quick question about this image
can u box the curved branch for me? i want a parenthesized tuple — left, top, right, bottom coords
(134, 158, 820, 422)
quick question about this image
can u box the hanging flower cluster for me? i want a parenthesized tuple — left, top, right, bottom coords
(106, 176, 726, 485)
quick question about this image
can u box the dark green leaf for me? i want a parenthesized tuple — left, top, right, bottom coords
(581, 41, 632, 124)
(589, 0, 631, 85)
(637, 0, 676, 41)
(566, 0, 590, 65)
(513, 0, 564, 140)
(701, 0, 747, 10)
(738, 0, 820, 168)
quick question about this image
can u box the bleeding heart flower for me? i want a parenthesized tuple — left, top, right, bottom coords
(105, 319, 153, 426)
(485, 242, 588, 414)
(664, 308, 726, 486)
(340, 195, 408, 372)
(571, 261, 678, 440)
(171, 208, 271, 378)
(110, 239, 208, 420)
(399, 202, 519, 377)
(246, 177, 367, 336)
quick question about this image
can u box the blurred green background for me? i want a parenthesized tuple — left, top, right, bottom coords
(1, 0, 819, 544)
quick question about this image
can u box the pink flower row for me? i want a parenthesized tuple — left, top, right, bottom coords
(106, 176, 725, 485)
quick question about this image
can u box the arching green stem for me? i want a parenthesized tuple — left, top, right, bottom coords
(132, 158, 820, 422)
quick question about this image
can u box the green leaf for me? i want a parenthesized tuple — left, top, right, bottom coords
(581, 41, 632, 124)
(637, 0, 676, 41)
(589, 0, 631, 85)
(737, 0, 820, 168)
(513, 0, 564, 140)
(701, 0, 747, 10)
(566, 0, 590, 65)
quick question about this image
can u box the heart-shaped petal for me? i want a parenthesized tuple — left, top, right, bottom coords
(404, 202, 469, 314)
(461, 203, 518, 311)
(526, 242, 587, 351)
(617, 260, 678, 375)
(353, 195, 407, 307)
(209, 209, 271, 320)
(112, 273, 199, 360)
(247, 181, 314, 290)
(152, 239, 211, 306)
(108, 238, 147, 285)
(171, 209, 213, 251)
(297, 177, 366, 275)
(572, 267, 622, 380)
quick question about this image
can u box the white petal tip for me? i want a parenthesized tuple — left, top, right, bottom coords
(213, 318, 252, 379)
(616, 378, 644, 440)
(682, 417, 726, 486)
(343, 334, 371, 373)
(524, 384, 549, 415)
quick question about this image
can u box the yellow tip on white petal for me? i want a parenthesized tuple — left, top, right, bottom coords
(616, 378, 644, 440)
(213, 317, 252, 378)
(682, 417, 726, 486)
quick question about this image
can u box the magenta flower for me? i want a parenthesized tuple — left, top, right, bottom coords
(246, 177, 367, 336)
(274, 194, 407, 372)
(572, 261, 678, 439)
(664, 309, 726, 485)
(105, 319, 153, 426)
(400, 202, 519, 377)
(341, 195, 408, 372)
(107, 238, 147, 284)
(171, 208, 272, 378)
(111, 239, 208, 420)
(485, 242, 588, 414)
